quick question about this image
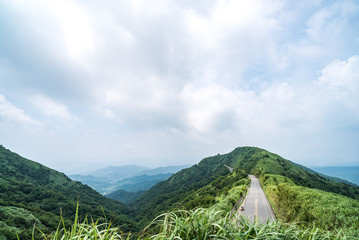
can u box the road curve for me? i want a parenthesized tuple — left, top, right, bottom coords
(239, 175, 275, 223)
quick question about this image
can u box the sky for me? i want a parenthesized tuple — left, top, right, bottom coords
(0, 0, 359, 174)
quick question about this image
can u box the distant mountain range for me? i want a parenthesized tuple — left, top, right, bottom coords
(69, 164, 190, 195)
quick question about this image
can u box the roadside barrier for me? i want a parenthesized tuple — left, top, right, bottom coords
(230, 181, 250, 217)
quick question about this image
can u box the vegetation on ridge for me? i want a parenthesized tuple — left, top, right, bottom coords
(0, 145, 137, 239)
(261, 174, 359, 230)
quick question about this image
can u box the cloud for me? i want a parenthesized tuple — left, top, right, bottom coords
(0, 94, 40, 125)
(1, 0, 359, 171)
(314, 55, 359, 122)
(318, 55, 359, 92)
(31, 95, 78, 122)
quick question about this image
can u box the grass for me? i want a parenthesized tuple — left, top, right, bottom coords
(141, 207, 359, 240)
(261, 174, 359, 230)
(32, 175, 358, 240)
(40, 206, 357, 240)
(37, 203, 131, 240)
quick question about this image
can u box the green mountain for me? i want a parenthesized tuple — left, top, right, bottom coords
(110, 173, 173, 193)
(131, 146, 359, 227)
(106, 190, 145, 204)
(1, 145, 358, 239)
(90, 165, 150, 180)
(0, 145, 137, 239)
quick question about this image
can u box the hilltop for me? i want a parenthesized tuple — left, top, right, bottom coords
(131, 146, 359, 227)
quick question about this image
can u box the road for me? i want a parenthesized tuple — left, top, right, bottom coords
(239, 175, 275, 223)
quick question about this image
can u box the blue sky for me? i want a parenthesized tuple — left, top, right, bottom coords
(0, 0, 358, 174)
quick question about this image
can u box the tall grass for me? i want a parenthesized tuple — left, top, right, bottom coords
(36, 205, 359, 240)
(261, 174, 359, 230)
(38, 203, 131, 240)
(141, 207, 358, 240)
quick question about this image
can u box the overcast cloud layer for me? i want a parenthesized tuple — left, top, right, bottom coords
(1, 0, 358, 174)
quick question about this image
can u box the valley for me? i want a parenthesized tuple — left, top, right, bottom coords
(69, 165, 189, 195)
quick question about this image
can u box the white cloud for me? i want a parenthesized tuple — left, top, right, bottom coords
(315, 55, 359, 120)
(0, 94, 40, 125)
(31, 95, 78, 122)
(318, 55, 359, 92)
(1, 0, 359, 170)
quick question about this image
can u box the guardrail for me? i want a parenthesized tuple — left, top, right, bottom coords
(230, 182, 250, 217)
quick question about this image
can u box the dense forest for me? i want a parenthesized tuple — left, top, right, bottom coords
(0, 145, 137, 239)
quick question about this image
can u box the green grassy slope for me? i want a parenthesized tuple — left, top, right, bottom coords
(261, 174, 359, 230)
(130, 160, 249, 226)
(0, 145, 137, 239)
(131, 146, 359, 228)
(220, 147, 359, 199)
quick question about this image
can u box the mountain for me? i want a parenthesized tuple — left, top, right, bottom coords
(138, 165, 191, 176)
(69, 164, 190, 194)
(311, 166, 359, 186)
(106, 190, 145, 204)
(110, 173, 173, 193)
(2, 145, 358, 238)
(91, 165, 150, 180)
(131, 146, 359, 226)
(0, 145, 137, 239)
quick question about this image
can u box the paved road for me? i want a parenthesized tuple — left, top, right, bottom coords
(239, 175, 275, 223)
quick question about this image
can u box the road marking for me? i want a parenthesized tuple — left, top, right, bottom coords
(255, 198, 258, 222)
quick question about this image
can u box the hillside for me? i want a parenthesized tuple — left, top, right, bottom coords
(106, 190, 145, 204)
(0, 145, 137, 239)
(1, 145, 358, 239)
(130, 158, 250, 225)
(131, 146, 359, 227)
(218, 147, 359, 199)
(109, 173, 173, 193)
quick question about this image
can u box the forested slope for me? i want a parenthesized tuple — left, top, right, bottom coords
(131, 146, 359, 227)
(0, 145, 137, 239)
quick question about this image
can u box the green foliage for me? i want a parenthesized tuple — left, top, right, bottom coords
(107, 190, 145, 204)
(110, 173, 173, 193)
(130, 162, 230, 224)
(36, 206, 359, 240)
(143, 207, 359, 240)
(262, 174, 359, 231)
(0, 146, 138, 239)
(37, 203, 132, 240)
(131, 164, 248, 227)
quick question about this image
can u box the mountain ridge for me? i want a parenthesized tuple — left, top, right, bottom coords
(131, 146, 359, 226)
(0, 145, 138, 239)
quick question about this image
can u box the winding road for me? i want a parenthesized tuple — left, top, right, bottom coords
(239, 175, 275, 223)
